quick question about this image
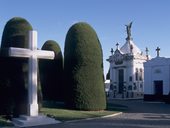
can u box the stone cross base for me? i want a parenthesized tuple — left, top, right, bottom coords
(28, 103, 39, 116)
(12, 115, 61, 127)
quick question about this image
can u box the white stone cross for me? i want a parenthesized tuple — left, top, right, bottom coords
(8, 30, 54, 116)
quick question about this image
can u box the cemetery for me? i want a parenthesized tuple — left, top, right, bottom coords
(0, 1, 170, 128)
(0, 17, 111, 127)
(0, 17, 169, 128)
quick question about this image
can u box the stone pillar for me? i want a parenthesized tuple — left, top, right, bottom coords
(112, 68, 116, 83)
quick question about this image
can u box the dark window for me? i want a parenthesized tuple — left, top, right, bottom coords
(128, 85, 132, 90)
(139, 68, 143, 81)
(110, 84, 113, 90)
(133, 83, 137, 90)
(118, 69, 124, 93)
(140, 83, 143, 88)
(135, 68, 138, 81)
(129, 76, 132, 81)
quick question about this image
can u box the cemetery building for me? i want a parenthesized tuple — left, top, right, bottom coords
(107, 22, 148, 99)
(144, 47, 170, 101)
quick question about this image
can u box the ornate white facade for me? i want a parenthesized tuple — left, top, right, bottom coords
(107, 23, 148, 98)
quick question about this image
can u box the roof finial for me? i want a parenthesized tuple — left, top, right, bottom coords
(156, 47, 160, 57)
(110, 48, 114, 55)
(145, 47, 149, 60)
(116, 43, 119, 49)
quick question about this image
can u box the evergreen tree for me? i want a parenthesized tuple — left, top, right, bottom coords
(40, 40, 64, 102)
(0, 17, 42, 117)
(64, 22, 106, 110)
(106, 69, 110, 80)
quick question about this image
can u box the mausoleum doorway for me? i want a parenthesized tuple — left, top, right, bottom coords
(154, 80, 163, 100)
(118, 69, 124, 93)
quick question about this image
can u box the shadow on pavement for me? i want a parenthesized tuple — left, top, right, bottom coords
(107, 99, 170, 114)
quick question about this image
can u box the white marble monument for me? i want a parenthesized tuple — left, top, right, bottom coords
(107, 22, 148, 99)
(9, 31, 60, 127)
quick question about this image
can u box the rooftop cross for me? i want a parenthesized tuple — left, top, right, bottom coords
(8, 31, 54, 116)
(156, 47, 160, 57)
(116, 43, 119, 49)
(145, 47, 149, 60)
(145, 47, 149, 55)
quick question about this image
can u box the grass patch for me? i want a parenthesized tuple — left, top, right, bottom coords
(41, 107, 118, 121)
(0, 117, 13, 127)
(0, 101, 125, 126)
(40, 101, 124, 122)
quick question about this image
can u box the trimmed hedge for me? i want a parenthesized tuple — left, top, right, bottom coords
(0, 17, 42, 117)
(40, 40, 64, 101)
(1, 17, 32, 48)
(64, 22, 106, 110)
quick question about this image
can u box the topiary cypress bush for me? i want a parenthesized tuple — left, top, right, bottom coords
(0, 17, 42, 117)
(1, 17, 32, 48)
(39, 40, 64, 102)
(106, 69, 110, 80)
(64, 22, 106, 110)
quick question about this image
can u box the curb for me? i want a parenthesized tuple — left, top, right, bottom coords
(101, 112, 123, 118)
(108, 98, 143, 101)
(65, 112, 123, 123)
(0, 113, 123, 127)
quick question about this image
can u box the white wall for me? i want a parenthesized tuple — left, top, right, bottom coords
(144, 57, 170, 95)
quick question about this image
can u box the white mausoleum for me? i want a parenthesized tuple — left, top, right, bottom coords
(107, 22, 148, 98)
(144, 48, 170, 101)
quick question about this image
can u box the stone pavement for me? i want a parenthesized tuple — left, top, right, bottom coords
(21, 100, 170, 128)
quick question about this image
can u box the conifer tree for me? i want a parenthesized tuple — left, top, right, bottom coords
(64, 22, 106, 110)
(0, 17, 42, 117)
(40, 40, 64, 101)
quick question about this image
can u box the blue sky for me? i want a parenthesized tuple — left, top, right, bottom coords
(0, 0, 170, 77)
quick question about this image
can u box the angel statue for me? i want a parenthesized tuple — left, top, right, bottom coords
(125, 22, 133, 40)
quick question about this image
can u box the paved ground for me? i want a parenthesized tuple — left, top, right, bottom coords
(29, 100, 170, 128)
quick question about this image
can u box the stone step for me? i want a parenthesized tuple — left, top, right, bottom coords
(12, 115, 61, 127)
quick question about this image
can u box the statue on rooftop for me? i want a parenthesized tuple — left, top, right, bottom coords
(125, 22, 133, 40)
